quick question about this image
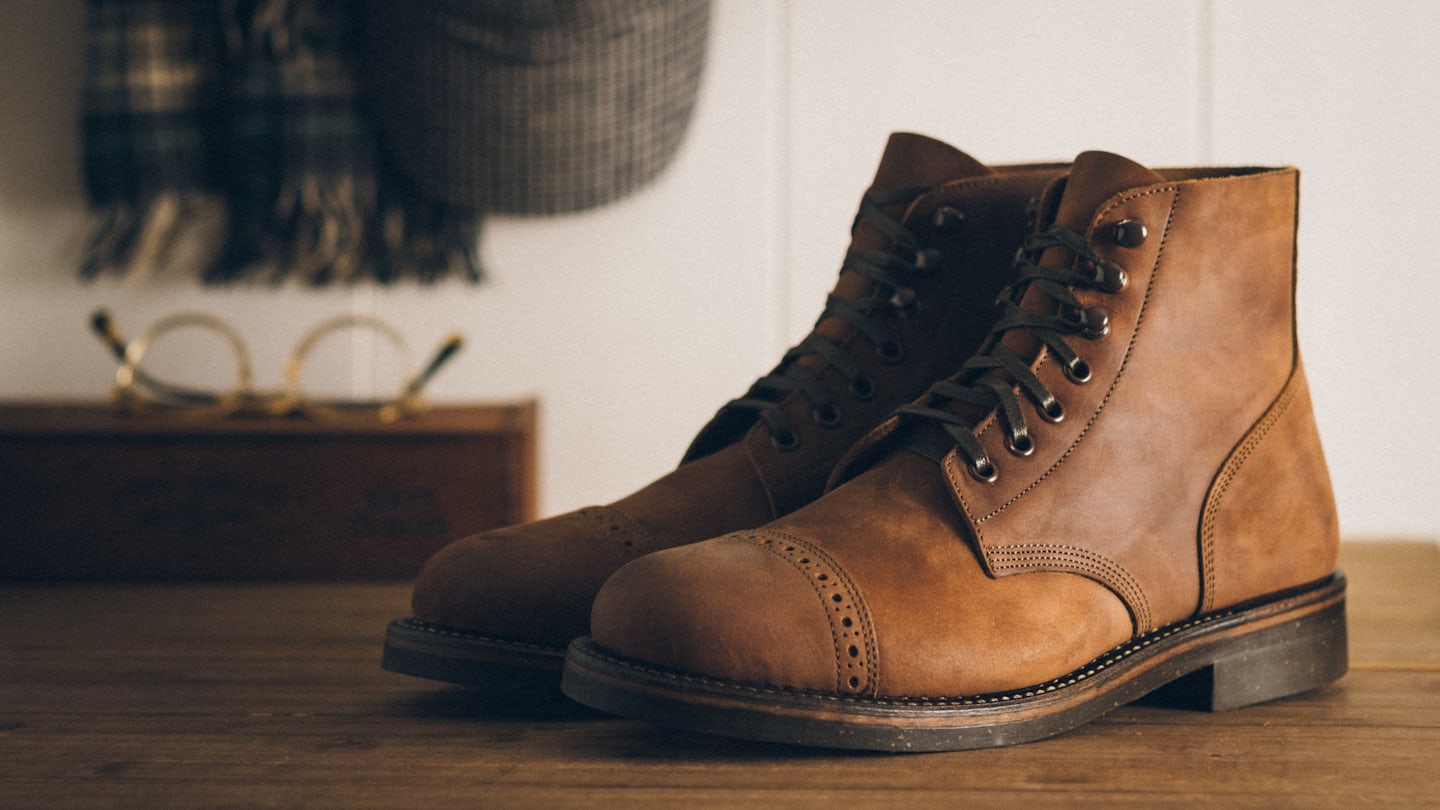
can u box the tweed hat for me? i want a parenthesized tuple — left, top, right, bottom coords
(365, 0, 711, 216)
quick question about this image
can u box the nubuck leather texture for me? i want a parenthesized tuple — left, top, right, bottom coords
(561, 150, 1345, 751)
(383, 134, 1064, 690)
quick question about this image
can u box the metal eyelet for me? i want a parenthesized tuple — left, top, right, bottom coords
(812, 403, 843, 428)
(771, 429, 800, 451)
(877, 338, 904, 365)
(1085, 259, 1128, 293)
(1006, 431, 1035, 457)
(889, 287, 918, 315)
(931, 206, 964, 230)
(913, 248, 942, 271)
(1112, 219, 1148, 248)
(1078, 306, 1110, 339)
(848, 376, 876, 400)
(968, 455, 999, 483)
(1064, 357, 1092, 385)
(1039, 397, 1065, 424)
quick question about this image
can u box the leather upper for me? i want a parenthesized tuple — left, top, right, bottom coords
(589, 151, 1340, 697)
(409, 134, 1064, 646)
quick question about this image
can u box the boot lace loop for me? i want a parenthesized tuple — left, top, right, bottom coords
(724, 186, 947, 449)
(896, 224, 1119, 479)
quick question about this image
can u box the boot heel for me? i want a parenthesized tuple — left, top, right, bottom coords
(1147, 598, 1348, 712)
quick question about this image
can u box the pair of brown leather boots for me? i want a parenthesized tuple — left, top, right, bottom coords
(383, 133, 1346, 752)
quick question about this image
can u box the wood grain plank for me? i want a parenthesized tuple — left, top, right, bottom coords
(3, 674, 1435, 810)
(2, 542, 1436, 808)
(1340, 541, 1440, 667)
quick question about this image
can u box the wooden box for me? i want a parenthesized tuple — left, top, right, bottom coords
(0, 402, 536, 581)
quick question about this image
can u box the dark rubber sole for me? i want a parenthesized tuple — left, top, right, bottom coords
(561, 574, 1348, 752)
(382, 617, 566, 689)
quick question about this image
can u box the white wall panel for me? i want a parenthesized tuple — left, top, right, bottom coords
(0, 0, 1434, 539)
(779, 0, 1204, 347)
(1210, 0, 1440, 537)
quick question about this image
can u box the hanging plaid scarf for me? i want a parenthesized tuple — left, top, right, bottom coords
(81, 0, 481, 285)
(80, 0, 226, 281)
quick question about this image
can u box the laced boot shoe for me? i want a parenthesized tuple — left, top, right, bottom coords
(564, 151, 1346, 750)
(382, 133, 1065, 689)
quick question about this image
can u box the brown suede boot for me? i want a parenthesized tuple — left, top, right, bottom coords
(382, 134, 1064, 688)
(563, 151, 1346, 750)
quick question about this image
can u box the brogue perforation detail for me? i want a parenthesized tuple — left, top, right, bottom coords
(987, 545, 1152, 632)
(575, 505, 656, 558)
(738, 531, 877, 696)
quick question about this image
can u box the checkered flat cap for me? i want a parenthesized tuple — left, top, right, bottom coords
(366, 0, 710, 215)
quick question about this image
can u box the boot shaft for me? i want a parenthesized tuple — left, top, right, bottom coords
(681, 133, 1064, 518)
(567, 150, 1348, 749)
(945, 154, 1338, 632)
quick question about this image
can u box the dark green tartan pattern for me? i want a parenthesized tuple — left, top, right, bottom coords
(82, 0, 222, 204)
(81, 0, 479, 284)
(212, 0, 383, 283)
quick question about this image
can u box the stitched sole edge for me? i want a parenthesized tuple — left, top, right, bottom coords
(382, 617, 567, 688)
(560, 574, 1347, 752)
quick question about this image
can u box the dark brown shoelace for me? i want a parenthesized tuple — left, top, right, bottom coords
(897, 225, 1125, 480)
(721, 186, 958, 451)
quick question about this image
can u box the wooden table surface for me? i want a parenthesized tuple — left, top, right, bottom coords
(2, 542, 1436, 808)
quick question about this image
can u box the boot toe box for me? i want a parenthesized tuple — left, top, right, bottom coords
(411, 505, 653, 647)
(590, 530, 873, 695)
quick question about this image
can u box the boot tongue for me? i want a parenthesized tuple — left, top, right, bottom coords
(1048, 150, 1164, 240)
(997, 151, 1162, 370)
(829, 134, 993, 313)
(684, 135, 993, 464)
(867, 132, 992, 197)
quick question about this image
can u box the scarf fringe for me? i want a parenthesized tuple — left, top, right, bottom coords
(80, 187, 481, 286)
(380, 200, 484, 285)
(83, 0, 483, 286)
(198, 175, 482, 286)
(81, 192, 228, 282)
(265, 174, 371, 286)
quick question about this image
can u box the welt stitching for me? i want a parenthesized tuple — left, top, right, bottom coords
(586, 608, 1241, 707)
(392, 619, 564, 655)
